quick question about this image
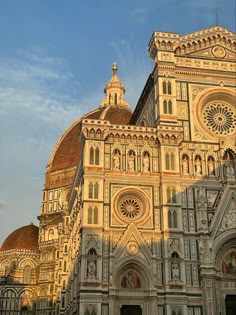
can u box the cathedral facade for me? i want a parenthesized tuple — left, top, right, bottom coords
(0, 25, 236, 315)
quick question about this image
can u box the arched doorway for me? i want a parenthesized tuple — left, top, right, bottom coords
(225, 295, 236, 315)
(111, 261, 156, 315)
(213, 237, 236, 315)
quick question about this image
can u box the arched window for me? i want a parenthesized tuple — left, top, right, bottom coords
(165, 152, 170, 169)
(62, 296, 65, 308)
(64, 245, 68, 253)
(88, 207, 98, 224)
(167, 187, 171, 201)
(23, 266, 31, 284)
(88, 182, 93, 198)
(170, 152, 175, 170)
(94, 207, 98, 224)
(163, 81, 167, 94)
(94, 182, 99, 199)
(95, 147, 99, 165)
(63, 261, 67, 272)
(89, 147, 94, 165)
(90, 146, 100, 165)
(114, 93, 117, 105)
(163, 100, 168, 114)
(168, 210, 178, 228)
(88, 207, 93, 224)
(88, 182, 99, 199)
(168, 100, 172, 114)
(48, 229, 54, 241)
(173, 210, 178, 228)
(168, 210, 172, 228)
(172, 187, 177, 203)
(168, 81, 172, 94)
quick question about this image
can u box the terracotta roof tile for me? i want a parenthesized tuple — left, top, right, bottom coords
(1, 224, 39, 251)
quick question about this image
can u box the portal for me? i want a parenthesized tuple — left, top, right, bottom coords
(225, 295, 236, 315)
(120, 305, 142, 315)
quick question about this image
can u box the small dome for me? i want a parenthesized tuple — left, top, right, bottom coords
(0, 223, 39, 251)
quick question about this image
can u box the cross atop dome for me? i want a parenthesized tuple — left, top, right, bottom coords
(100, 63, 129, 108)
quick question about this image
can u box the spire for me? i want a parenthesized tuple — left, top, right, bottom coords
(100, 63, 129, 108)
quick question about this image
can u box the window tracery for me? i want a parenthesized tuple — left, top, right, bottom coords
(88, 207, 98, 224)
(203, 102, 235, 135)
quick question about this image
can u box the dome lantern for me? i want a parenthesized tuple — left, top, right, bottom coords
(100, 63, 130, 108)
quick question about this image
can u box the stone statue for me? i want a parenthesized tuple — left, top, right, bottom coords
(207, 157, 215, 176)
(225, 161, 235, 177)
(113, 151, 120, 170)
(195, 156, 202, 175)
(128, 152, 135, 171)
(87, 260, 96, 277)
(171, 263, 180, 280)
(143, 153, 150, 172)
(182, 155, 189, 174)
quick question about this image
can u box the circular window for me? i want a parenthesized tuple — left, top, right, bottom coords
(119, 196, 143, 220)
(114, 188, 150, 223)
(203, 103, 236, 136)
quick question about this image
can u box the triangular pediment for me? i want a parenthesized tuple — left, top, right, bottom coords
(210, 186, 236, 241)
(114, 223, 151, 265)
(184, 45, 236, 61)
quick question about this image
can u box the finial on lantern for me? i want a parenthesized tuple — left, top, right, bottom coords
(112, 62, 118, 73)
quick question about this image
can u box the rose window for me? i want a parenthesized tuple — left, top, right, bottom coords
(203, 103, 236, 136)
(119, 197, 142, 220)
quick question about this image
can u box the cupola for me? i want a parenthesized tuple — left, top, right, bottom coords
(100, 63, 129, 108)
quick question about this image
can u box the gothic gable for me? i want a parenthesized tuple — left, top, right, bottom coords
(175, 26, 236, 57)
(210, 187, 236, 240)
(113, 223, 151, 265)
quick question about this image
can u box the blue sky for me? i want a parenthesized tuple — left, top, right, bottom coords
(0, 0, 235, 244)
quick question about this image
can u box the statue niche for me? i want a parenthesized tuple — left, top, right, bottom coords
(127, 150, 135, 171)
(207, 156, 215, 176)
(87, 248, 97, 278)
(182, 154, 189, 175)
(143, 151, 150, 172)
(113, 149, 121, 170)
(170, 252, 180, 282)
(223, 151, 235, 178)
(194, 155, 202, 176)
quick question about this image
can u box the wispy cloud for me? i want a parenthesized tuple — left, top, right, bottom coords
(0, 41, 152, 244)
(0, 48, 83, 242)
(129, 7, 149, 24)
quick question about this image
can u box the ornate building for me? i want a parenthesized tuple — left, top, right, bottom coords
(0, 25, 236, 315)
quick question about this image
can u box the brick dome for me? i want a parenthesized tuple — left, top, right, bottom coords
(47, 65, 132, 172)
(48, 105, 132, 172)
(0, 223, 39, 251)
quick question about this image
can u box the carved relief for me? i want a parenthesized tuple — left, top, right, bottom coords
(121, 270, 141, 288)
(217, 197, 236, 236)
(222, 251, 236, 275)
(169, 239, 181, 252)
(206, 190, 218, 207)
